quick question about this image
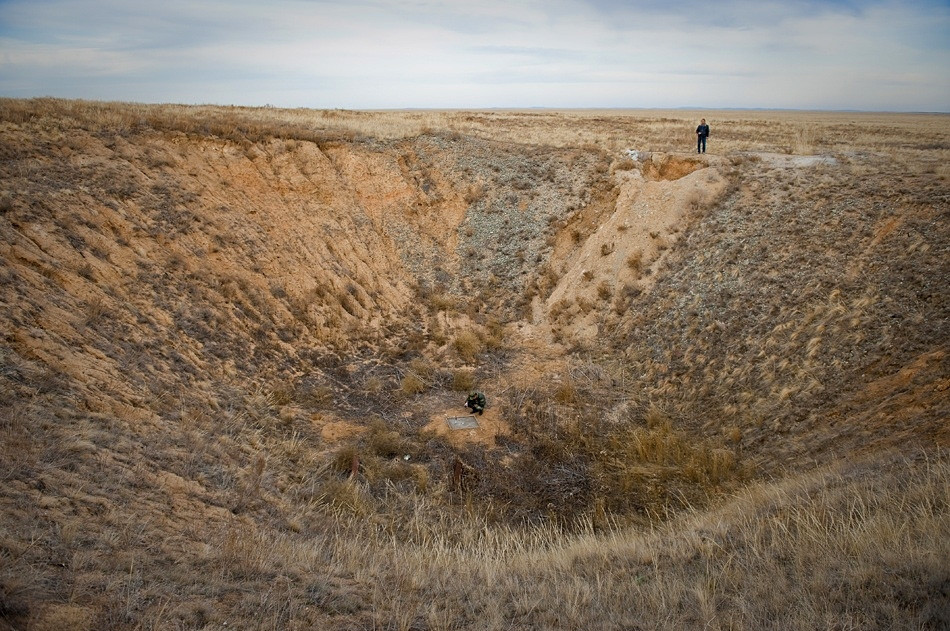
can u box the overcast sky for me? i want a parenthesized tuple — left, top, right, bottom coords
(1, 0, 948, 111)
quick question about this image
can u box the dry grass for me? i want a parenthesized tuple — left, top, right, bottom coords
(331, 450, 946, 631)
(5, 97, 947, 158)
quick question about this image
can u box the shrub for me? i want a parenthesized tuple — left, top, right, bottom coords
(626, 251, 643, 272)
(363, 375, 385, 395)
(81, 297, 110, 328)
(318, 478, 372, 516)
(453, 330, 482, 362)
(482, 318, 506, 351)
(399, 373, 426, 397)
(367, 422, 405, 459)
(549, 298, 572, 319)
(332, 444, 361, 475)
(269, 383, 295, 406)
(429, 293, 457, 312)
(408, 357, 435, 380)
(687, 448, 737, 485)
(297, 383, 334, 408)
(553, 381, 578, 405)
(77, 262, 95, 280)
(464, 183, 486, 204)
(645, 405, 671, 431)
(450, 369, 475, 392)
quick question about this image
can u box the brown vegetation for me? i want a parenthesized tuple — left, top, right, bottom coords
(0, 98, 947, 630)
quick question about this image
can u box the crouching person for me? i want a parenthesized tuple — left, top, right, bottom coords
(465, 391, 486, 415)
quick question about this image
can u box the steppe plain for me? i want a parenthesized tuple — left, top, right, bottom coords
(0, 100, 948, 629)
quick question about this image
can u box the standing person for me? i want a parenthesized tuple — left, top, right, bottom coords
(696, 118, 710, 154)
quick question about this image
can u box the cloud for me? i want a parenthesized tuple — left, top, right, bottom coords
(0, 0, 947, 110)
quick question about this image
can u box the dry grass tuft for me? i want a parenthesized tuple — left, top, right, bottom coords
(450, 369, 476, 392)
(626, 251, 644, 273)
(453, 330, 483, 363)
(399, 372, 426, 397)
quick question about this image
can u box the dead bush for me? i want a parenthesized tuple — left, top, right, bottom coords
(645, 405, 672, 431)
(408, 357, 435, 380)
(363, 375, 386, 395)
(367, 422, 406, 459)
(549, 298, 572, 320)
(450, 369, 475, 392)
(464, 183, 486, 204)
(429, 293, 457, 312)
(296, 383, 334, 408)
(269, 383, 295, 406)
(626, 251, 643, 272)
(332, 444, 361, 475)
(453, 330, 482, 363)
(553, 381, 579, 405)
(318, 478, 373, 516)
(483, 318, 506, 350)
(399, 373, 426, 397)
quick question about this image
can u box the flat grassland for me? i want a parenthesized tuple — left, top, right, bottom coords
(0, 99, 948, 630)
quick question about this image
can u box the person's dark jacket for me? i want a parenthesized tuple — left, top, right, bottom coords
(466, 392, 486, 413)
